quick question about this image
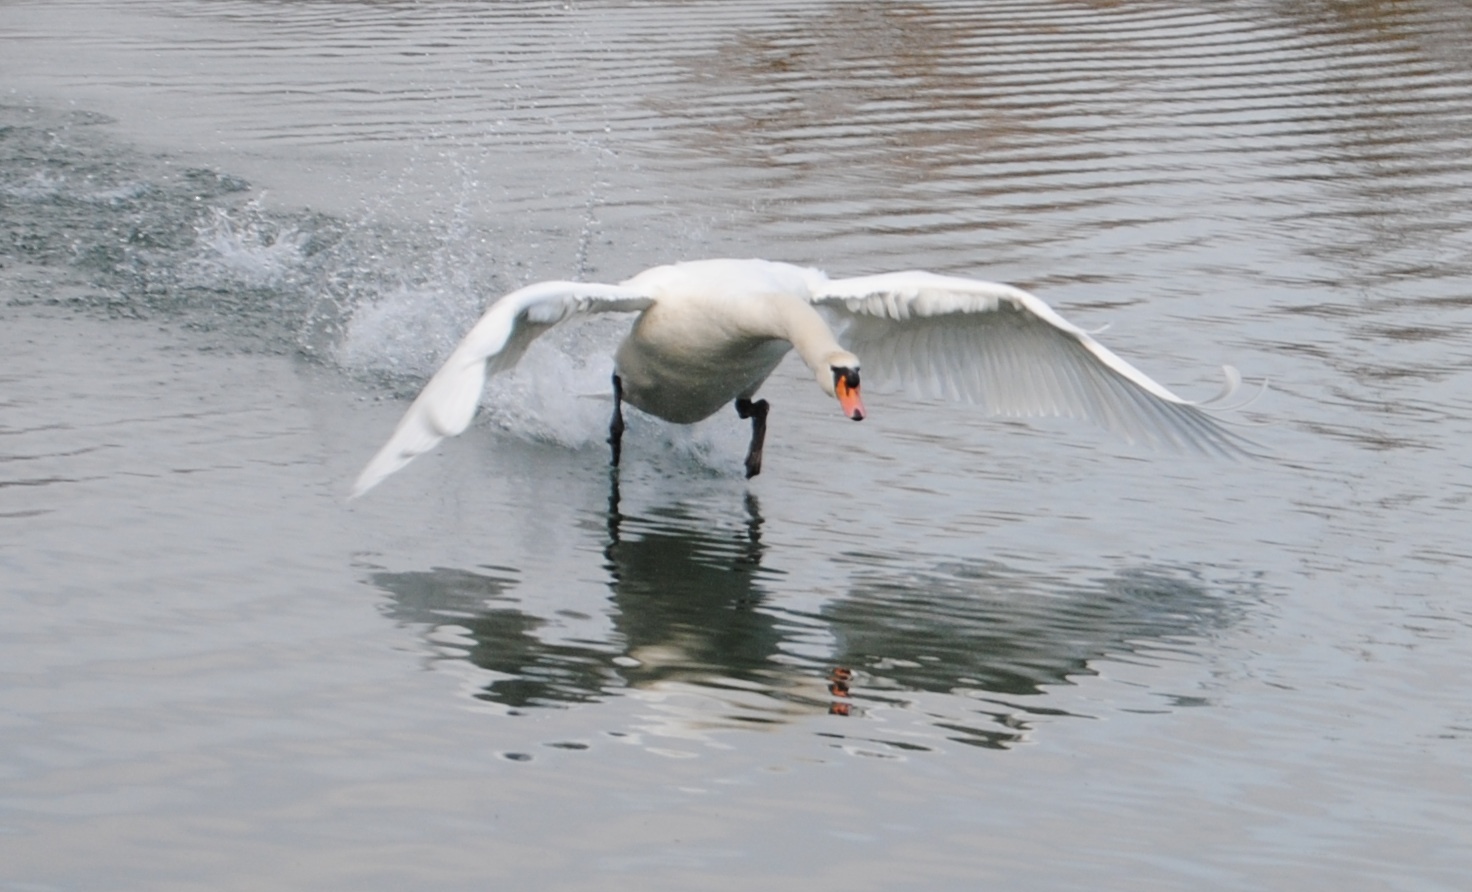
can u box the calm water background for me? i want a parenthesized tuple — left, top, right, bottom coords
(3, 1, 1471, 888)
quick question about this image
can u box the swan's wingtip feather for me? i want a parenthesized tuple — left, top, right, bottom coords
(349, 427, 443, 499)
(1222, 363, 1243, 394)
(347, 472, 379, 501)
(349, 457, 397, 500)
(1196, 365, 1270, 413)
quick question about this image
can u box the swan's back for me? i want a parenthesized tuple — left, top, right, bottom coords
(622, 258, 822, 303)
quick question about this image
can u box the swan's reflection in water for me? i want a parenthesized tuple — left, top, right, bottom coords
(373, 478, 789, 713)
(828, 561, 1243, 696)
(375, 564, 599, 709)
(602, 481, 785, 692)
(369, 479, 1252, 746)
(823, 561, 1248, 748)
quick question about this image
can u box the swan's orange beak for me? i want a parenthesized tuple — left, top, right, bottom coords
(835, 370, 866, 421)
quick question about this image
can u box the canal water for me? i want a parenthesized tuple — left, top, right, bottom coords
(3, 1, 1470, 888)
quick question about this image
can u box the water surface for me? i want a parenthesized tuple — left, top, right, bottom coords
(3, 1, 1471, 889)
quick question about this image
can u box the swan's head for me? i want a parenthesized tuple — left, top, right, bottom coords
(821, 353, 866, 421)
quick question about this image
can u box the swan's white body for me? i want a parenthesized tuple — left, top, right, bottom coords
(613, 260, 852, 423)
(352, 258, 1249, 497)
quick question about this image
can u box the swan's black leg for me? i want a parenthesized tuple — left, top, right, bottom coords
(608, 373, 625, 468)
(735, 397, 770, 479)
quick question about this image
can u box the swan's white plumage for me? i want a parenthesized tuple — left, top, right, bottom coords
(806, 269, 1247, 455)
(351, 280, 651, 497)
(351, 258, 1252, 497)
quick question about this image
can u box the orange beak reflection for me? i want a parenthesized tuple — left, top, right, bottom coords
(835, 372, 866, 421)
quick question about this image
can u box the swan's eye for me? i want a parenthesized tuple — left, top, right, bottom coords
(832, 367, 860, 390)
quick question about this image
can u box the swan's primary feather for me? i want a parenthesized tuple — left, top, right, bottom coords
(351, 281, 652, 498)
(809, 270, 1251, 456)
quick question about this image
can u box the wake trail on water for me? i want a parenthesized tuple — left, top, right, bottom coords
(0, 102, 745, 474)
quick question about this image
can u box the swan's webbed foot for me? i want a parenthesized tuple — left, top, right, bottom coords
(608, 373, 625, 468)
(735, 397, 769, 479)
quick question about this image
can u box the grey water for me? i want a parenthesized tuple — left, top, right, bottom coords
(3, 0, 1471, 888)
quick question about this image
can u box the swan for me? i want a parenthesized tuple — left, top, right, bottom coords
(351, 258, 1251, 497)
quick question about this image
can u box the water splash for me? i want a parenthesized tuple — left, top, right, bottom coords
(0, 102, 746, 473)
(336, 281, 481, 381)
(186, 200, 307, 291)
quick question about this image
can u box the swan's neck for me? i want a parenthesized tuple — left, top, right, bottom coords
(767, 296, 849, 374)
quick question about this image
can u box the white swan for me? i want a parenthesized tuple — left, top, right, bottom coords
(351, 258, 1251, 497)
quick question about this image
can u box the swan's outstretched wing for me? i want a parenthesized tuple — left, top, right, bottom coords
(810, 271, 1252, 456)
(351, 281, 653, 497)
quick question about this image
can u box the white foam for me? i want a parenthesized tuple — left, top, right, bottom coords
(189, 201, 306, 290)
(2, 172, 66, 199)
